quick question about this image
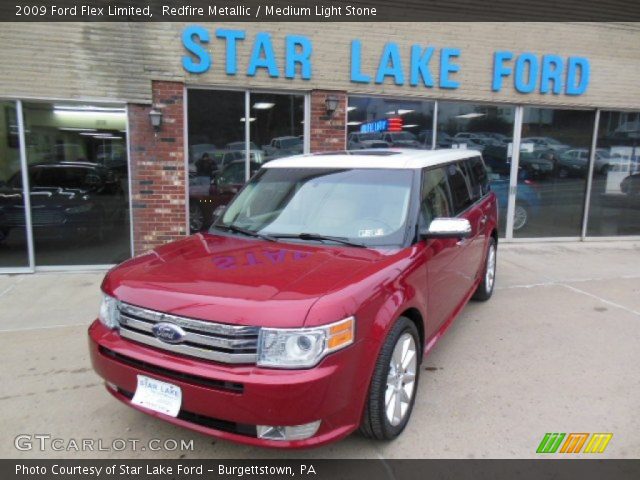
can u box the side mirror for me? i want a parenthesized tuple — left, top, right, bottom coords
(420, 218, 472, 239)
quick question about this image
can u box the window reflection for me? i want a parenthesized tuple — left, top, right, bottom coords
(347, 97, 434, 150)
(514, 108, 595, 238)
(187, 90, 305, 233)
(437, 102, 515, 237)
(19, 102, 130, 266)
(0, 101, 29, 267)
(587, 111, 640, 236)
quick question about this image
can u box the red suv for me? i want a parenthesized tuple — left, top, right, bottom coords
(89, 149, 498, 448)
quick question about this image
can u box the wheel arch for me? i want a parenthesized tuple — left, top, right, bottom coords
(399, 307, 425, 359)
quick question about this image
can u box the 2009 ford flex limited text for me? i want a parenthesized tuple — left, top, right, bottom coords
(88, 149, 498, 448)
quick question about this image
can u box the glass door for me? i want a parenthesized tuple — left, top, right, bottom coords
(0, 100, 32, 271)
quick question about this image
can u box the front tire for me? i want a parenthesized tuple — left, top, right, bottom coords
(472, 237, 497, 301)
(360, 317, 420, 440)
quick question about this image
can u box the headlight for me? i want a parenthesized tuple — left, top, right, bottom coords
(257, 316, 354, 369)
(98, 294, 119, 329)
(65, 203, 94, 214)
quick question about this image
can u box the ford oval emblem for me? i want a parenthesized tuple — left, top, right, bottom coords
(152, 322, 186, 344)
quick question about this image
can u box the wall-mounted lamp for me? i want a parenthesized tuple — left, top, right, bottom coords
(325, 96, 340, 117)
(148, 109, 163, 132)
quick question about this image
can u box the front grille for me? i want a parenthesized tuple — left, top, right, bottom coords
(99, 346, 244, 393)
(117, 302, 260, 364)
(118, 388, 257, 437)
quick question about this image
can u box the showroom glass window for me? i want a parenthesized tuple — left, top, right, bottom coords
(514, 108, 595, 238)
(586, 111, 640, 236)
(187, 90, 304, 234)
(21, 102, 130, 266)
(0, 101, 29, 268)
(436, 102, 515, 237)
(347, 97, 434, 150)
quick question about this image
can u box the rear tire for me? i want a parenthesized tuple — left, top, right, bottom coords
(472, 237, 497, 301)
(360, 317, 421, 440)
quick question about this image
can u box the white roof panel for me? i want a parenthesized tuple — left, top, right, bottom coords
(262, 149, 481, 170)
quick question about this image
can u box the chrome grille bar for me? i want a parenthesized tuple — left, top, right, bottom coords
(117, 302, 260, 364)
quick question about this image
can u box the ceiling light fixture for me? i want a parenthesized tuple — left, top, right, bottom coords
(252, 102, 275, 110)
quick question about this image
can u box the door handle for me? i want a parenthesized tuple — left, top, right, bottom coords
(480, 215, 488, 225)
(456, 238, 470, 247)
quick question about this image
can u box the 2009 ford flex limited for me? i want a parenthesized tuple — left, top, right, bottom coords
(89, 149, 498, 448)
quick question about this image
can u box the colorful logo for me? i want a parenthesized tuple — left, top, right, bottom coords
(536, 433, 613, 454)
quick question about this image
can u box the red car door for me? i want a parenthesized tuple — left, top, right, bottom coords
(420, 166, 468, 337)
(442, 162, 478, 302)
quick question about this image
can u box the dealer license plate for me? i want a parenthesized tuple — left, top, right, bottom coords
(131, 375, 182, 417)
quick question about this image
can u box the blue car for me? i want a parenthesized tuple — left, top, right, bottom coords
(489, 171, 541, 232)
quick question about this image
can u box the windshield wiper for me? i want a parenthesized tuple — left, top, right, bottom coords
(270, 232, 366, 248)
(214, 224, 278, 243)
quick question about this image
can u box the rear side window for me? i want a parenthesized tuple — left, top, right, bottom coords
(420, 167, 453, 226)
(464, 156, 489, 199)
(445, 162, 474, 215)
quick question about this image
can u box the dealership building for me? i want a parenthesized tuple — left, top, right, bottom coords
(0, 22, 639, 272)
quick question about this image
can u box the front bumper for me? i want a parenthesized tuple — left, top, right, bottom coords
(88, 321, 369, 448)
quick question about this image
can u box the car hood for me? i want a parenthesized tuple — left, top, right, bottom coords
(103, 233, 400, 328)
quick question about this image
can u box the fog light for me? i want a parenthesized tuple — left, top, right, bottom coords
(257, 420, 321, 441)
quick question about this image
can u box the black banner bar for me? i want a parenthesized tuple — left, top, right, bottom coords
(3, 460, 640, 480)
(2, 0, 640, 22)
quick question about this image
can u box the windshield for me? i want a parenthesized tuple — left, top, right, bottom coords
(279, 137, 302, 148)
(357, 133, 383, 141)
(29, 166, 97, 189)
(215, 168, 414, 247)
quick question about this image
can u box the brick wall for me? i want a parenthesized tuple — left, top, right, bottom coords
(128, 81, 187, 255)
(310, 90, 347, 152)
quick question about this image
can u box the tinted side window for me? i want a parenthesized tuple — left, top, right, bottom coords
(446, 162, 473, 215)
(464, 156, 489, 199)
(421, 166, 453, 226)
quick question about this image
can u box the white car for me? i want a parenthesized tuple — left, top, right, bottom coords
(347, 132, 390, 150)
(521, 137, 570, 152)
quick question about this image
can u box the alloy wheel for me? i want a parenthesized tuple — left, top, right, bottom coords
(385, 333, 417, 426)
(486, 243, 497, 293)
(513, 205, 528, 231)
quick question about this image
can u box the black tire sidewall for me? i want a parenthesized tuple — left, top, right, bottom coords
(369, 317, 421, 440)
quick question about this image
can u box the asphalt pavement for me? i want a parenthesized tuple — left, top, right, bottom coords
(1, 240, 639, 459)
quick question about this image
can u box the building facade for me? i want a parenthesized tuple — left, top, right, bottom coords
(0, 22, 639, 271)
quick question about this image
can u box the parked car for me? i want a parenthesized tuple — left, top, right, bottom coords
(478, 132, 511, 146)
(521, 136, 570, 152)
(347, 132, 390, 150)
(189, 160, 261, 232)
(382, 131, 421, 148)
(482, 145, 554, 178)
(226, 141, 259, 151)
(453, 132, 500, 149)
(89, 149, 498, 448)
(0, 162, 125, 243)
(557, 148, 623, 177)
(620, 173, 640, 195)
(262, 136, 303, 159)
(417, 131, 454, 149)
